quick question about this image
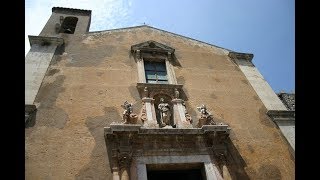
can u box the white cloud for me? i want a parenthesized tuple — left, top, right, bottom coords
(25, 0, 132, 56)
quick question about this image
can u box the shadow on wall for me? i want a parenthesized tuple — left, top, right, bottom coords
(76, 107, 122, 180)
(223, 138, 283, 179)
(32, 75, 70, 129)
(171, 53, 182, 67)
(128, 85, 143, 113)
(50, 44, 65, 65)
(224, 138, 250, 180)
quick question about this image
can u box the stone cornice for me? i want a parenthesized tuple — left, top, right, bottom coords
(137, 83, 183, 90)
(136, 83, 184, 99)
(88, 25, 232, 54)
(28, 36, 64, 46)
(105, 123, 230, 135)
(267, 110, 295, 122)
(104, 123, 231, 173)
(228, 52, 254, 62)
(52, 7, 91, 16)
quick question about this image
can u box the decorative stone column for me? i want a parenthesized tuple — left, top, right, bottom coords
(165, 52, 177, 84)
(112, 152, 120, 180)
(221, 156, 232, 180)
(214, 151, 232, 180)
(171, 88, 192, 128)
(118, 153, 132, 180)
(141, 97, 158, 128)
(105, 125, 141, 180)
(112, 169, 120, 180)
(135, 50, 146, 83)
(171, 98, 192, 128)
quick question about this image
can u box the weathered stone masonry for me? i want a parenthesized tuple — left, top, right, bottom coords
(25, 7, 295, 180)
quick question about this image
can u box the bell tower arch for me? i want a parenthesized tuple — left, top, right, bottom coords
(39, 7, 91, 36)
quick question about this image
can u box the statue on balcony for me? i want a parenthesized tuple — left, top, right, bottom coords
(182, 100, 192, 124)
(158, 98, 171, 127)
(143, 87, 149, 98)
(121, 101, 138, 124)
(197, 104, 216, 127)
(174, 88, 180, 99)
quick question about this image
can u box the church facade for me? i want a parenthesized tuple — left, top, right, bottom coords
(25, 7, 295, 179)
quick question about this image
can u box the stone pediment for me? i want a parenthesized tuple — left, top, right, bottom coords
(131, 40, 175, 54)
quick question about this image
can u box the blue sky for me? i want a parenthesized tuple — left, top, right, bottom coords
(25, 0, 295, 93)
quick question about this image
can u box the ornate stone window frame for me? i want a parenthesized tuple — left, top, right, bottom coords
(131, 40, 177, 84)
(131, 41, 190, 128)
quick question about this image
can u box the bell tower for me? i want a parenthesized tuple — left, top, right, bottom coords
(39, 7, 91, 36)
(25, 7, 91, 125)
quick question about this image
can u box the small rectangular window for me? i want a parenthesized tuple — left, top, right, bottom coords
(144, 61, 168, 84)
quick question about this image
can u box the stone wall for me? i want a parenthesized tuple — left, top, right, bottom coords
(25, 26, 294, 179)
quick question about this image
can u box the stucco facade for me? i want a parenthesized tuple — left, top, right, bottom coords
(25, 7, 294, 180)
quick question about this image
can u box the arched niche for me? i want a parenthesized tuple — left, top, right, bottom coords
(153, 93, 175, 127)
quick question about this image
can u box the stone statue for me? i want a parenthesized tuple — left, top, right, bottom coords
(197, 104, 209, 118)
(121, 101, 137, 124)
(140, 102, 147, 122)
(174, 88, 179, 99)
(197, 104, 215, 127)
(158, 98, 171, 127)
(182, 100, 192, 124)
(143, 87, 149, 98)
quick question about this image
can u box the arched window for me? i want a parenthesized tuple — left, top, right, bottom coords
(59, 17, 78, 34)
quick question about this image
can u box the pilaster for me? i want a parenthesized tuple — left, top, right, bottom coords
(141, 97, 158, 128)
(228, 51, 287, 111)
(25, 36, 64, 105)
(171, 98, 192, 128)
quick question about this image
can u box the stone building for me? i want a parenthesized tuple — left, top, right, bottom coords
(25, 7, 295, 180)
